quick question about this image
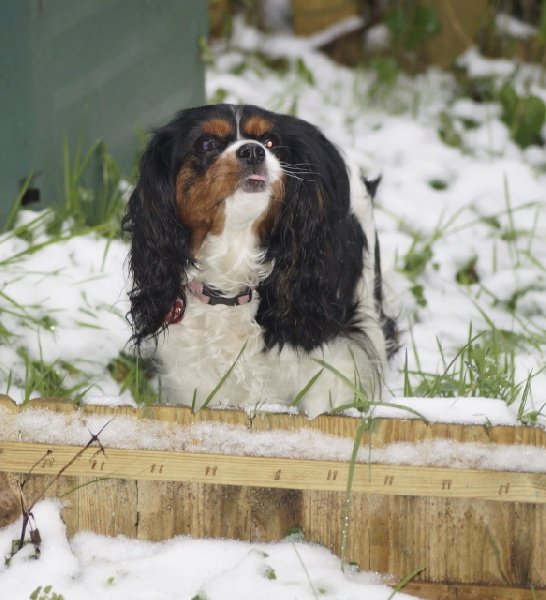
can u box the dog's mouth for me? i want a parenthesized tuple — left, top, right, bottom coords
(240, 172, 268, 193)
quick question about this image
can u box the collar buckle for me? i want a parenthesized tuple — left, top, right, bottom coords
(202, 284, 253, 306)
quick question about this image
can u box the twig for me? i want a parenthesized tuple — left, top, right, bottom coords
(14, 420, 112, 556)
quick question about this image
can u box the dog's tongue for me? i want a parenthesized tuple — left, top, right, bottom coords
(248, 174, 266, 182)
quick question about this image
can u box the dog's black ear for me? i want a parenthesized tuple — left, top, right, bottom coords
(362, 175, 399, 356)
(373, 235, 399, 358)
(257, 120, 364, 351)
(363, 175, 382, 201)
(122, 129, 193, 346)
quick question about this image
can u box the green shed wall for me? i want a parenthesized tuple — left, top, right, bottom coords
(0, 0, 207, 225)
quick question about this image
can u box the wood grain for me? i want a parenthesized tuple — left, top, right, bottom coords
(4, 395, 546, 449)
(0, 472, 20, 528)
(402, 582, 546, 600)
(1, 441, 545, 504)
(2, 396, 546, 594)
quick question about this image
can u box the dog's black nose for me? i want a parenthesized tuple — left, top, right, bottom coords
(236, 143, 265, 165)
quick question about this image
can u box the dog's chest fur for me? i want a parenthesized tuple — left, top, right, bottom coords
(158, 291, 267, 407)
(158, 205, 273, 409)
(158, 293, 379, 419)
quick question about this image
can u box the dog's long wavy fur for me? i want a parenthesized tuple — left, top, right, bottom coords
(122, 104, 398, 414)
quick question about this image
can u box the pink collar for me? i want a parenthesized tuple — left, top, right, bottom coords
(164, 282, 255, 324)
(188, 281, 255, 306)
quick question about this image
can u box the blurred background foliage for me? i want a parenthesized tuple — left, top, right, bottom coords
(208, 0, 546, 149)
(208, 0, 546, 68)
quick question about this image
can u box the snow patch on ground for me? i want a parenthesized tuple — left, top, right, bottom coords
(0, 499, 417, 600)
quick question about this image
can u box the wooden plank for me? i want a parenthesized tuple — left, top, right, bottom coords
(344, 494, 431, 581)
(135, 480, 252, 541)
(262, 490, 546, 590)
(250, 488, 303, 542)
(402, 582, 546, 599)
(531, 505, 546, 585)
(423, 0, 490, 69)
(425, 497, 533, 586)
(12, 472, 81, 537)
(0, 472, 21, 527)
(1, 441, 546, 504)
(343, 496, 546, 589)
(4, 395, 546, 449)
(7, 469, 545, 591)
(292, 0, 361, 37)
(4, 397, 546, 593)
(78, 477, 138, 537)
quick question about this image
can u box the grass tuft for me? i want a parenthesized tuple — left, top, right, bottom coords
(107, 352, 158, 406)
(47, 135, 127, 239)
(29, 586, 65, 600)
(402, 324, 541, 420)
(17, 346, 91, 406)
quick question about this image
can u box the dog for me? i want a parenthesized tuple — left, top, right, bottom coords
(122, 104, 397, 418)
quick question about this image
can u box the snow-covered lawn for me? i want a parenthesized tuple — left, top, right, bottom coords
(1, 17, 545, 600)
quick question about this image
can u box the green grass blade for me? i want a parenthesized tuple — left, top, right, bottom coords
(2, 173, 32, 233)
(199, 340, 248, 411)
(290, 369, 324, 407)
(340, 417, 369, 569)
(292, 543, 319, 599)
(403, 350, 413, 396)
(329, 400, 428, 422)
(312, 358, 369, 405)
(387, 564, 427, 599)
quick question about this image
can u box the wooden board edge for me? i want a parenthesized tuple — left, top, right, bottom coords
(1, 441, 546, 504)
(401, 581, 546, 600)
(3, 395, 546, 448)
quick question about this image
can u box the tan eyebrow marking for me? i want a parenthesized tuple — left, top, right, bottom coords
(242, 116, 273, 138)
(201, 118, 235, 138)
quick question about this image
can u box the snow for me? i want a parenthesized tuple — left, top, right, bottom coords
(0, 213, 131, 401)
(307, 16, 366, 48)
(370, 396, 518, 425)
(3, 401, 546, 473)
(1, 500, 415, 600)
(2, 35, 545, 422)
(458, 46, 517, 79)
(1, 443, 544, 600)
(495, 13, 537, 39)
(1, 13, 546, 600)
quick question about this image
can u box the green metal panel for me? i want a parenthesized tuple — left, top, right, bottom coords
(0, 0, 207, 225)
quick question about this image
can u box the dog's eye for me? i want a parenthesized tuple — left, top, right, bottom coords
(263, 136, 279, 150)
(194, 137, 217, 154)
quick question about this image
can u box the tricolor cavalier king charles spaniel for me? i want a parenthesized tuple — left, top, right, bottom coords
(122, 104, 397, 418)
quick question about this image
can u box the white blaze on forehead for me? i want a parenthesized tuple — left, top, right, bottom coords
(232, 105, 243, 140)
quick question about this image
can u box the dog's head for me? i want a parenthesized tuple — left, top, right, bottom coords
(123, 104, 365, 348)
(172, 106, 286, 253)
